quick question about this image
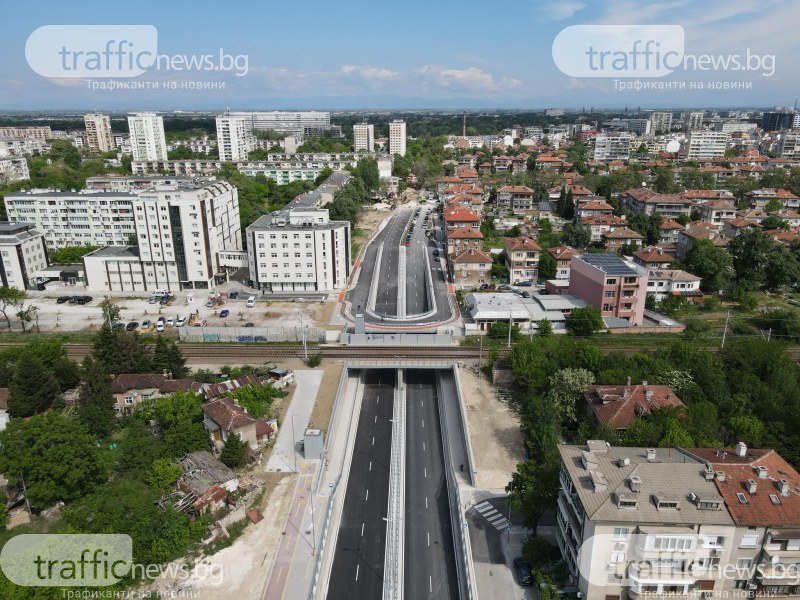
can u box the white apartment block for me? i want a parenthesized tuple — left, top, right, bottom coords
(0, 127, 52, 140)
(353, 123, 375, 153)
(127, 112, 168, 161)
(215, 116, 255, 162)
(389, 120, 407, 157)
(84, 113, 114, 153)
(686, 131, 730, 160)
(0, 222, 48, 290)
(0, 138, 49, 157)
(226, 111, 333, 137)
(649, 112, 673, 133)
(780, 132, 800, 158)
(0, 157, 30, 183)
(83, 179, 242, 292)
(646, 268, 702, 301)
(593, 134, 633, 161)
(246, 172, 351, 292)
(684, 111, 705, 130)
(626, 119, 652, 136)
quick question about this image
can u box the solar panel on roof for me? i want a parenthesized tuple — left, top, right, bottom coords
(579, 253, 639, 276)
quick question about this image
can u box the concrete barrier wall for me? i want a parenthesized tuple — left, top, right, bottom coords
(451, 365, 477, 487)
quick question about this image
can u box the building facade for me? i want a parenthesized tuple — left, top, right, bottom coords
(593, 134, 633, 162)
(353, 123, 375, 153)
(225, 111, 334, 137)
(505, 237, 541, 284)
(83, 113, 114, 153)
(127, 112, 168, 161)
(216, 115, 255, 162)
(569, 254, 648, 326)
(389, 120, 407, 157)
(0, 222, 48, 290)
(686, 132, 730, 160)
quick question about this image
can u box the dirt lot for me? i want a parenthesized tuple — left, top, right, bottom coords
(458, 365, 525, 490)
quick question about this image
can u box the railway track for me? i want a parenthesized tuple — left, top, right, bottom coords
(0, 342, 798, 362)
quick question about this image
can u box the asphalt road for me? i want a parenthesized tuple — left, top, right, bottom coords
(404, 369, 459, 599)
(328, 369, 396, 600)
(345, 205, 452, 326)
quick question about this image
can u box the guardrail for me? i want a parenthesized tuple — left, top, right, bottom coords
(308, 474, 340, 600)
(397, 242, 407, 319)
(435, 372, 475, 600)
(382, 368, 406, 600)
(312, 364, 353, 495)
(367, 242, 384, 314)
(451, 365, 477, 486)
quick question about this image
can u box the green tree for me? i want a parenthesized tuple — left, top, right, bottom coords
(537, 319, 553, 336)
(152, 337, 188, 379)
(0, 412, 106, 510)
(565, 306, 604, 337)
(145, 458, 184, 493)
(220, 434, 249, 468)
(93, 324, 152, 374)
(49, 245, 99, 264)
(9, 354, 60, 417)
(228, 383, 286, 419)
(99, 299, 121, 326)
(761, 215, 790, 230)
(728, 229, 800, 292)
(546, 368, 595, 422)
(764, 198, 784, 213)
(0, 286, 25, 329)
(15, 301, 38, 332)
(116, 420, 158, 478)
(538, 250, 557, 280)
(77, 356, 116, 437)
(683, 239, 733, 292)
(560, 223, 591, 249)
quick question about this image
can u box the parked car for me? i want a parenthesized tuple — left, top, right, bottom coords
(126, 321, 139, 331)
(155, 321, 165, 333)
(140, 320, 151, 331)
(497, 284, 513, 291)
(176, 316, 186, 327)
(159, 296, 170, 305)
(244, 322, 254, 327)
(517, 281, 533, 287)
(219, 309, 230, 318)
(56, 296, 71, 304)
(513, 557, 534, 587)
(205, 300, 215, 308)
(112, 322, 125, 331)
(166, 317, 174, 327)
(246, 296, 256, 308)
(75, 296, 92, 305)
(148, 296, 159, 304)
(521, 291, 531, 298)
(229, 290, 239, 299)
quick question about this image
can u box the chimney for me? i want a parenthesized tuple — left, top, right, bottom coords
(642, 380, 648, 386)
(747, 479, 758, 494)
(757, 466, 768, 479)
(626, 376, 632, 386)
(716, 471, 726, 482)
(779, 479, 790, 495)
(628, 475, 642, 492)
(735, 442, 747, 457)
(704, 467, 716, 481)
(646, 448, 656, 461)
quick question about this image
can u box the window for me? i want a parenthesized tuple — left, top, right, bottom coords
(604, 291, 615, 298)
(737, 558, 753, 570)
(603, 303, 614, 312)
(610, 552, 625, 564)
(740, 534, 758, 548)
(606, 278, 617, 285)
(613, 528, 629, 540)
(618, 500, 637, 509)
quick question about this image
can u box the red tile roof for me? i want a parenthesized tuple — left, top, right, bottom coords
(633, 247, 676, 264)
(201, 397, 256, 432)
(585, 384, 684, 428)
(659, 219, 684, 230)
(452, 248, 494, 264)
(201, 374, 262, 400)
(602, 227, 644, 240)
(505, 237, 542, 252)
(548, 245, 579, 261)
(447, 227, 484, 239)
(443, 207, 481, 222)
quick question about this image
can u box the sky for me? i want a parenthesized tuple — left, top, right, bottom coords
(1, 0, 798, 111)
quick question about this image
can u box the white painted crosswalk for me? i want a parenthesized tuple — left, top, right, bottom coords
(474, 500, 510, 531)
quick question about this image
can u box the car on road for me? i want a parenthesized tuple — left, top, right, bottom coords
(433, 250, 440, 258)
(497, 284, 513, 291)
(166, 317, 174, 326)
(521, 291, 531, 298)
(126, 321, 139, 331)
(205, 300, 216, 308)
(244, 322, 254, 327)
(112, 322, 125, 331)
(75, 296, 92, 305)
(517, 281, 533, 287)
(246, 296, 256, 308)
(229, 290, 239, 299)
(405, 239, 411, 247)
(219, 309, 230, 318)
(148, 296, 159, 304)
(155, 321, 165, 332)
(140, 320, 151, 331)
(56, 296, 71, 304)
(176, 316, 186, 327)
(513, 557, 534, 586)
(159, 296, 170, 305)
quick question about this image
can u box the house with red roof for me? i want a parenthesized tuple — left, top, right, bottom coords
(722, 217, 761, 239)
(446, 227, 483, 257)
(632, 246, 676, 269)
(449, 248, 494, 289)
(443, 206, 481, 232)
(505, 237, 541, 284)
(582, 214, 628, 242)
(584, 381, 684, 430)
(548, 245, 579, 280)
(496, 185, 534, 211)
(601, 227, 645, 251)
(201, 397, 258, 450)
(659, 219, 684, 244)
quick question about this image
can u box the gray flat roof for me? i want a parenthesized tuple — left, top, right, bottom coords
(85, 245, 140, 259)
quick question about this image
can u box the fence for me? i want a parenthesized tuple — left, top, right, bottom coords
(451, 365, 477, 486)
(179, 325, 325, 343)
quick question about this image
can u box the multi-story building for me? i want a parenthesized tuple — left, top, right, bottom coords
(684, 111, 705, 130)
(780, 132, 800, 158)
(127, 113, 168, 161)
(389, 120, 407, 157)
(548, 245, 578, 280)
(353, 123, 375, 153)
(505, 237, 541, 284)
(626, 119, 652, 136)
(601, 227, 645, 251)
(450, 248, 493, 289)
(245, 172, 351, 292)
(215, 115, 255, 162)
(83, 113, 114, 153)
(762, 110, 799, 131)
(225, 111, 335, 137)
(496, 185, 534, 211)
(620, 189, 693, 219)
(0, 138, 48, 157)
(0, 157, 30, 183)
(593, 134, 633, 162)
(699, 200, 738, 227)
(83, 179, 242, 292)
(569, 254, 648, 326)
(686, 131, 730, 160)
(0, 126, 52, 140)
(446, 228, 483, 257)
(646, 268, 703, 302)
(0, 222, 48, 290)
(649, 112, 673, 133)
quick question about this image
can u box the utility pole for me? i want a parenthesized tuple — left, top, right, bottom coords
(291, 415, 297, 472)
(507, 310, 513, 348)
(300, 311, 308, 360)
(479, 335, 483, 377)
(721, 311, 730, 349)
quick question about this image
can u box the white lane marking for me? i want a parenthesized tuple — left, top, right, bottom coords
(422, 419, 425, 428)
(356, 564, 360, 581)
(372, 436, 375, 446)
(423, 442, 426, 451)
(365, 489, 369, 502)
(426, 497, 429, 509)
(374, 415, 377, 423)
(429, 576, 433, 593)
(361, 522, 365, 536)
(369, 461, 372, 471)
(427, 532, 430, 546)
(424, 467, 427, 478)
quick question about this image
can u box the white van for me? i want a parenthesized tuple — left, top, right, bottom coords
(152, 289, 169, 297)
(246, 296, 256, 308)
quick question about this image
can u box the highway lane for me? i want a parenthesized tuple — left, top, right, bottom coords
(405, 209, 431, 316)
(404, 369, 459, 600)
(374, 209, 414, 317)
(328, 370, 396, 600)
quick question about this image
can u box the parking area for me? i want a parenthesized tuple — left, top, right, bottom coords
(17, 292, 339, 334)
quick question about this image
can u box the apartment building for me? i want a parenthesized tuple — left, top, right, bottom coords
(647, 269, 703, 302)
(686, 132, 730, 160)
(83, 113, 114, 153)
(245, 173, 351, 292)
(569, 254, 648, 326)
(225, 111, 335, 137)
(389, 120, 407, 157)
(505, 237, 541, 284)
(548, 245, 579, 280)
(446, 227, 483, 257)
(0, 157, 30, 183)
(762, 110, 800, 131)
(780, 132, 800, 158)
(593, 134, 633, 162)
(0, 138, 48, 157)
(353, 123, 375, 153)
(83, 179, 242, 292)
(0, 126, 52, 140)
(128, 113, 168, 161)
(496, 186, 534, 211)
(699, 200, 738, 227)
(649, 112, 673, 133)
(619, 189, 693, 219)
(450, 248, 493, 289)
(215, 115, 255, 162)
(684, 111, 705, 130)
(0, 222, 48, 290)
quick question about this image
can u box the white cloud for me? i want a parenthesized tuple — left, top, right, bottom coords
(339, 65, 400, 81)
(414, 65, 522, 92)
(538, 1, 587, 21)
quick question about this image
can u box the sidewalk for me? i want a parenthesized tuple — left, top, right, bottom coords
(266, 370, 324, 473)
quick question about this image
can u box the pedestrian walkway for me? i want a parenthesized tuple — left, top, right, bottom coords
(263, 462, 317, 600)
(474, 500, 510, 531)
(266, 370, 323, 473)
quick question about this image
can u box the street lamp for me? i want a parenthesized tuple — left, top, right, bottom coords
(291, 414, 297, 472)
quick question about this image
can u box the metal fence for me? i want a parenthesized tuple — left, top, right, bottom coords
(179, 325, 325, 343)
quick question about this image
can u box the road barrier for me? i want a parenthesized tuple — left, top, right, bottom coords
(367, 242, 384, 314)
(382, 368, 406, 600)
(451, 365, 477, 486)
(180, 325, 325, 343)
(436, 372, 476, 600)
(397, 242, 407, 319)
